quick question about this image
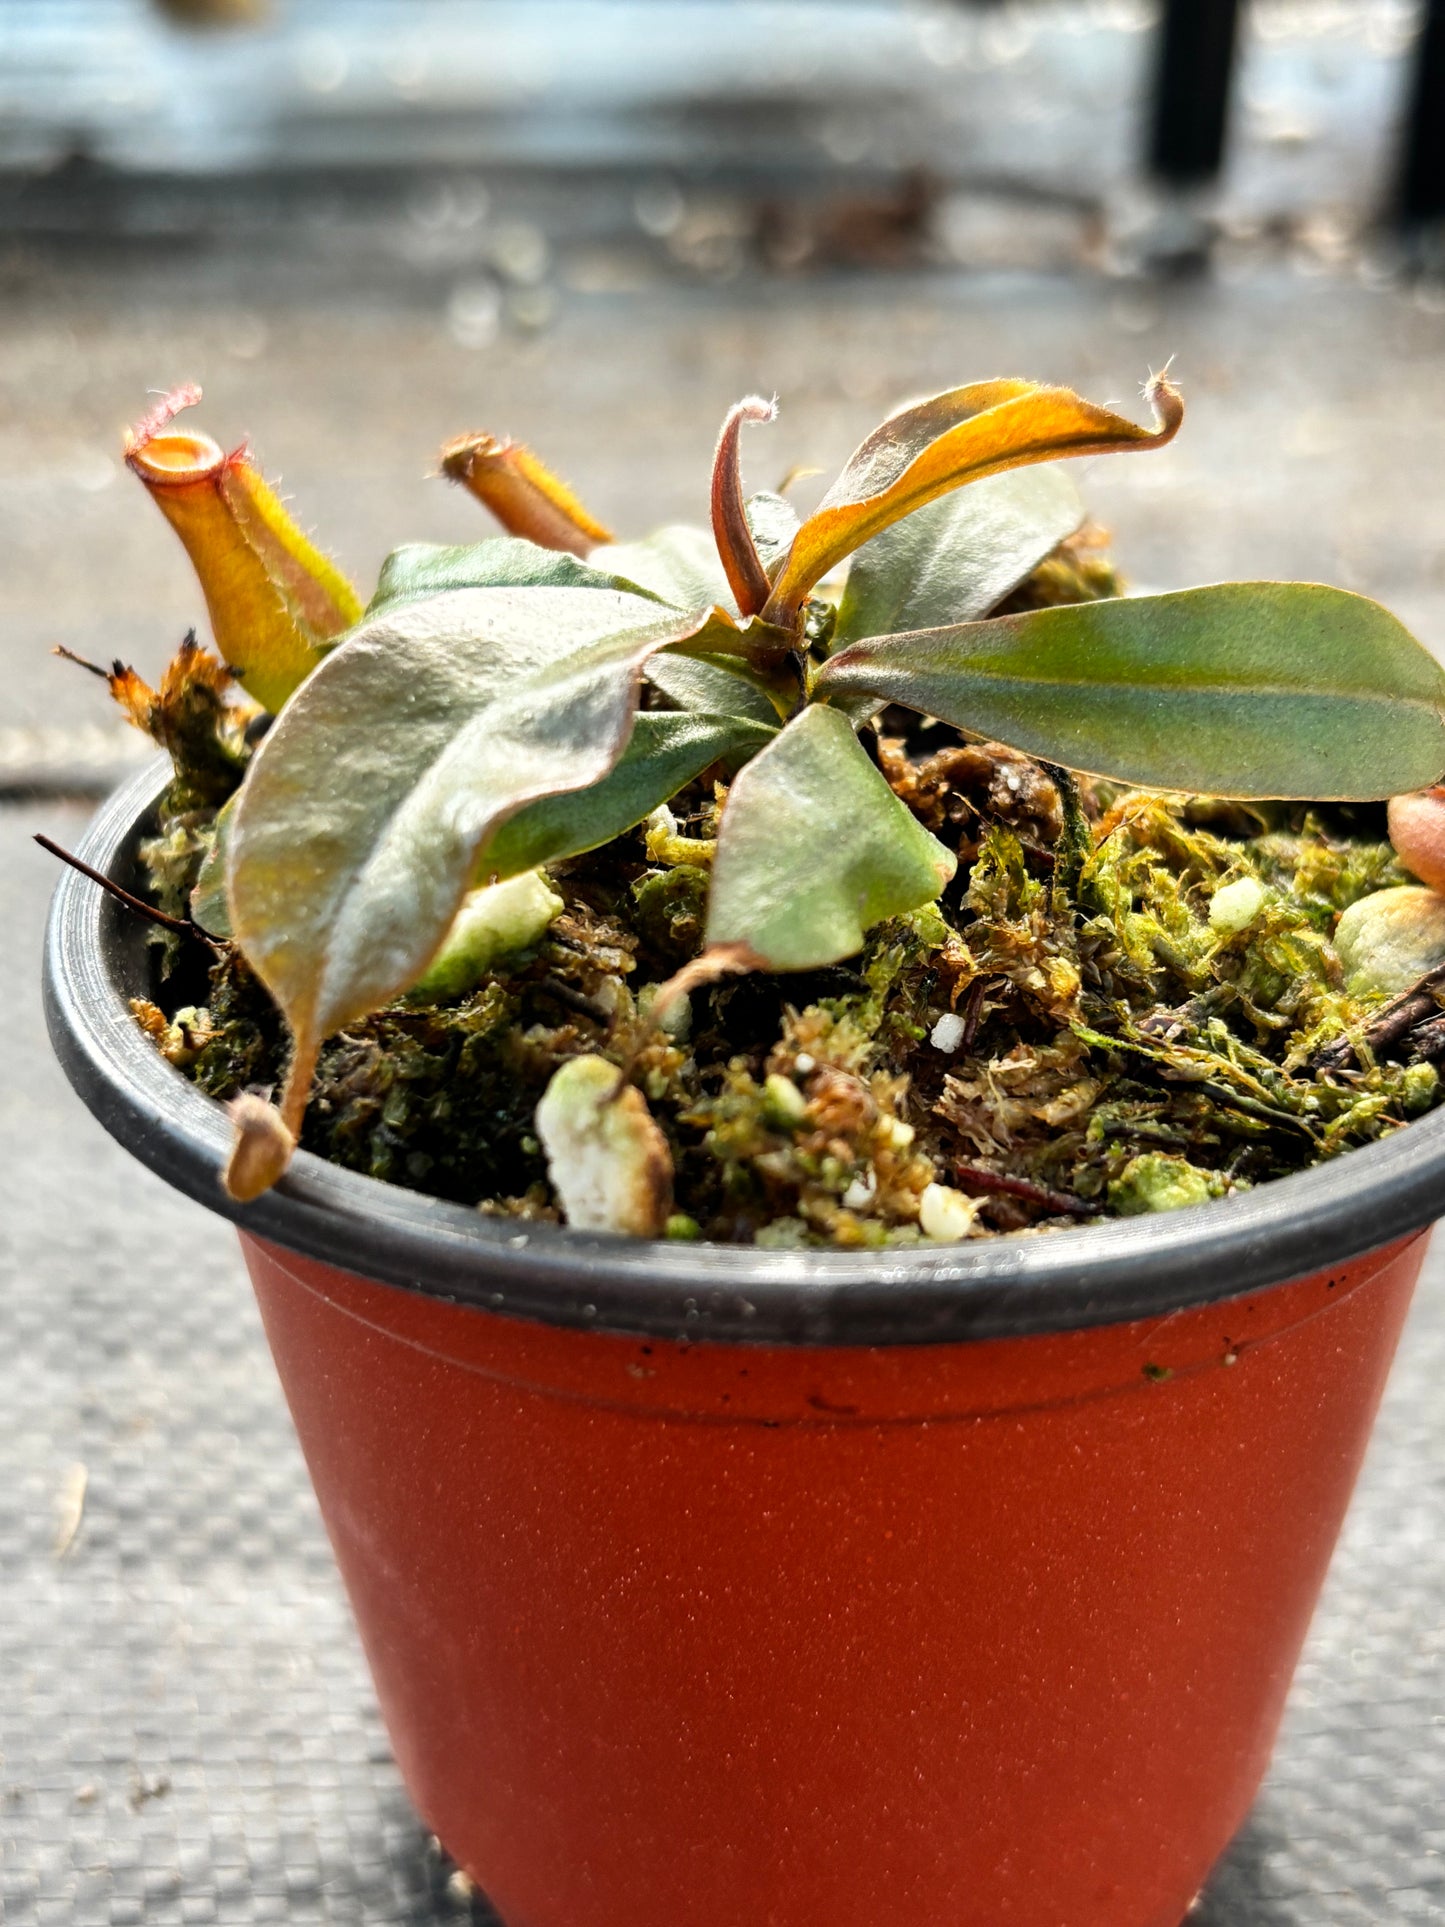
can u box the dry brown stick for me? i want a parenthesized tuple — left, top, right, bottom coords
(1407, 1013, 1445, 1061)
(952, 1160, 1093, 1219)
(34, 833, 199, 937)
(535, 978, 614, 1026)
(1311, 961, 1445, 1071)
(51, 643, 117, 680)
(959, 975, 989, 1051)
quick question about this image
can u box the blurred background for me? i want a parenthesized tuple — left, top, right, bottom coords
(4, 6, 1445, 1926)
(5, 0, 1445, 786)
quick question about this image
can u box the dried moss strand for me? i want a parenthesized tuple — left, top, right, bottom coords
(952, 1161, 1094, 1218)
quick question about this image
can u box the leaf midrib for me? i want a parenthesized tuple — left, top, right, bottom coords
(824, 657, 1445, 712)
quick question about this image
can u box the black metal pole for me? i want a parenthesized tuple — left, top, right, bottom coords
(1148, 0, 1243, 187)
(1400, 0, 1445, 224)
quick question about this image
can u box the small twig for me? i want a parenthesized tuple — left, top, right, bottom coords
(33, 834, 199, 938)
(51, 644, 117, 681)
(952, 1160, 1093, 1219)
(959, 975, 989, 1051)
(1311, 961, 1445, 1071)
(535, 978, 613, 1026)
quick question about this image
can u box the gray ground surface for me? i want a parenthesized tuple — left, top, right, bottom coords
(4, 166, 1445, 1925)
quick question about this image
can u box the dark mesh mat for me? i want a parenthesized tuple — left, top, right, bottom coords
(6, 807, 1443, 1926)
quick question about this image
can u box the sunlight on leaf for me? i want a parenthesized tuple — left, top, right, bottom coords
(834, 465, 1084, 645)
(816, 583, 1445, 799)
(368, 537, 669, 614)
(764, 374, 1180, 628)
(590, 525, 734, 612)
(746, 490, 801, 581)
(704, 704, 956, 969)
(229, 586, 718, 1125)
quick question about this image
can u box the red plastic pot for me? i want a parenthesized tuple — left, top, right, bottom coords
(45, 768, 1445, 1927)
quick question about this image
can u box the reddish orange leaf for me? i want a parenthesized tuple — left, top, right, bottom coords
(763, 373, 1183, 628)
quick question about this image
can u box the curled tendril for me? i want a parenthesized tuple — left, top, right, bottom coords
(710, 396, 777, 619)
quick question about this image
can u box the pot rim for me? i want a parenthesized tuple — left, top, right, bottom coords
(42, 761, 1445, 1346)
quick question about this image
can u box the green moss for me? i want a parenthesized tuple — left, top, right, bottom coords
(631, 865, 710, 965)
(1109, 1153, 1221, 1215)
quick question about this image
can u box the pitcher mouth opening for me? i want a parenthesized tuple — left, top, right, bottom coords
(43, 763, 1445, 1348)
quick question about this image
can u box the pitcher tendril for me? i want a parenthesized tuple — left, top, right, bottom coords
(710, 396, 778, 617)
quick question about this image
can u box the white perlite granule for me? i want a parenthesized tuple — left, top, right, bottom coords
(918, 1182, 982, 1241)
(930, 1011, 966, 1052)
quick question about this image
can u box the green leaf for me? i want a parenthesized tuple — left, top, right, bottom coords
(704, 703, 956, 969)
(646, 650, 792, 725)
(367, 537, 665, 615)
(834, 465, 1084, 646)
(589, 526, 732, 613)
(589, 525, 797, 668)
(190, 793, 235, 939)
(482, 710, 775, 877)
(746, 490, 801, 580)
(588, 505, 799, 613)
(815, 584, 1445, 800)
(229, 585, 714, 1074)
(763, 375, 1180, 628)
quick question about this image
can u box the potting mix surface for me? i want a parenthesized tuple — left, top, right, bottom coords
(128, 647, 1445, 1248)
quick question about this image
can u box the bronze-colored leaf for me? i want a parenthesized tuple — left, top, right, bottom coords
(228, 586, 718, 1131)
(764, 374, 1181, 627)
